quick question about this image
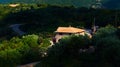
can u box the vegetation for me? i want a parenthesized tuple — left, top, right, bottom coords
(36, 26, 120, 67)
(0, 34, 51, 67)
(0, 3, 119, 67)
(0, 4, 120, 39)
(0, 0, 120, 9)
(0, 0, 101, 8)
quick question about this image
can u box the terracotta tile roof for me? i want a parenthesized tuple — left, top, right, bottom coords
(55, 27, 85, 33)
(9, 4, 20, 7)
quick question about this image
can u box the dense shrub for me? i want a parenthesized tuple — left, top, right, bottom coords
(0, 49, 22, 67)
(116, 28, 120, 39)
(93, 26, 120, 67)
(37, 35, 92, 67)
(0, 34, 51, 67)
(94, 37, 119, 65)
(36, 26, 120, 67)
(92, 25, 117, 45)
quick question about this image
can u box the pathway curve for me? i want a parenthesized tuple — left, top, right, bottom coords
(9, 24, 25, 36)
(17, 62, 40, 67)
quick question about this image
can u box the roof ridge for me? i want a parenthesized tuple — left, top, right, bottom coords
(55, 26, 85, 33)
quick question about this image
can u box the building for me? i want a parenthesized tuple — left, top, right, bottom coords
(90, 0, 103, 9)
(54, 26, 91, 43)
(9, 4, 20, 7)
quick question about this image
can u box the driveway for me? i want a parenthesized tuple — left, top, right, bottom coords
(9, 24, 25, 36)
(17, 62, 40, 67)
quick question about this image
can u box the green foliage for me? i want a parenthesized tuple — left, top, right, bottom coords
(39, 38, 51, 49)
(36, 26, 120, 67)
(61, 35, 91, 48)
(48, 35, 91, 56)
(0, 0, 95, 7)
(38, 38, 51, 58)
(0, 49, 21, 67)
(22, 34, 39, 48)
(93, 26, 120, 67)
(38, 35, 91, 67)
(0, 3, 120, 67)
(94, 36, 120, 67)
(94, 25, 117, 37)
(0, 34, 51, 66)
(95, 36, 120, 57)
(1, 0, 120, 9)
(0, 4, 120, 39)
(116, 28, 120, 39)
(93, 25, 117, 44)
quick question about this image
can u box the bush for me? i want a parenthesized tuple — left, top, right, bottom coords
(0, 34, 51, 66)
(22, 34, 39, 48)
(36, 26, 120, 67)
(116, 28, 120, 39)
(93, 25, 117, 44)
(94, 36, 120, 67)
(37, 35, 92, 67)
(0, 49, 22, 67)
(93, 26, 120, 67)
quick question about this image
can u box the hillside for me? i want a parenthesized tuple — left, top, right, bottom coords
(0, 0, 111, 8)
(0, 0, 95, 7)
(0, 0, 120, 9)
(103, 0, 120, 9)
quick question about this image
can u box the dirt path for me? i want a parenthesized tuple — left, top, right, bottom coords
(17, 62, 40, 67)
(9, 24, 25, 35)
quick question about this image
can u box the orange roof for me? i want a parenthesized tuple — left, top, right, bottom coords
(9, 4, 20, 7)
(55, 27, 85, 33)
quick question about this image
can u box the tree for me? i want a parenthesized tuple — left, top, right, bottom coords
(95, 36, 120, 67)
(116, 28, 120, 39)
(93, 25, 117, 44)
(22, 34, 39, 48)
(38, 35, 92, 67)
(93, 26, 120, 67)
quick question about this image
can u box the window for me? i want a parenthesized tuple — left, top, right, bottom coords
(59, 33, 63, 35)
(69, 33, 72, 35)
